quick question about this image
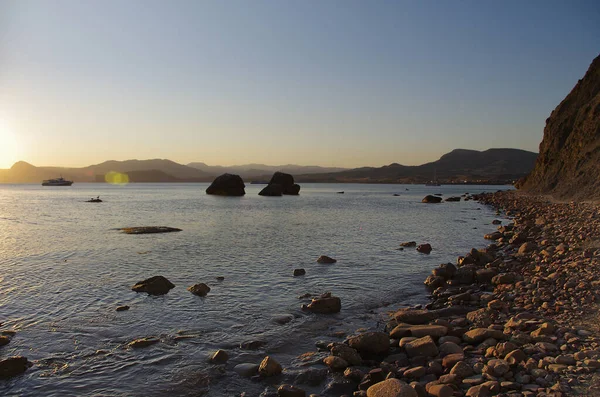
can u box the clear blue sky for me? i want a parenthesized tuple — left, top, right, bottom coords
(0, 0, 598, 168)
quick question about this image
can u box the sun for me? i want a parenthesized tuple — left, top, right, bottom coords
(0, 119, 21, 169)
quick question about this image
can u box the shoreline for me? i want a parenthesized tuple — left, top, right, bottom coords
(281, 190, 600, 397)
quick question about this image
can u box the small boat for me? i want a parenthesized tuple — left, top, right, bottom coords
(86, 196, 103, 203)
(42, 177, 73, 186)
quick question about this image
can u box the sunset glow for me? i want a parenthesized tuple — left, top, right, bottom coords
(0, 119, 20, 169)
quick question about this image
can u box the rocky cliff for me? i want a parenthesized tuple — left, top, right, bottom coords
(518, 54, 600, 200)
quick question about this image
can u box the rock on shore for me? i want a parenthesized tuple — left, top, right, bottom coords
(282, 191, 600, 396)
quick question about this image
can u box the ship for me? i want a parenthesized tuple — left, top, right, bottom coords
(42, 177, 73, 186)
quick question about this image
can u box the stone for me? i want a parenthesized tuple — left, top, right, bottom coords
(259, 356, 282, 377)
(409, 325, 447, 338)
(427, 384, 453, 397)
(404, 336, 438, 358)
(131, 276, 175, 295)
(348, 332, 390, 357)
(240, 340, 266, 350)
(331, 344, 362, 366)
(463, 328, 505, 344)
(120, 226, 182, 234)
(234, 363, 259, 377)
(268, 172, 301, 195)
(210, 349, 228, 364)
(422, 195, 443, 204)
(417, 244, 432, 254)
(188, 283, 211, 296)
(128, 337, 159, 348)
(206, 173, 246, 196)
(366, 378, 417, 397)
(305, 293, 341, 314)
(404, 366, 427, 378)
(317, 255, 337, 264)
(293, 268, 306, 276)
(323, 355, 348, 371)
(439, 342, 463, 357)
(278, 384, 306, 397)
(0, 356, 30, 379)
(484, 359, 509, 377)
(116, 305, 130, 312)
(400, 241, 417, 247)
(0, 336, 10, 346)
(450, 361, 473, 378)
(518, 242, 536, 254)
(259, 184, 283, 196)
(465, 384, 491, 397)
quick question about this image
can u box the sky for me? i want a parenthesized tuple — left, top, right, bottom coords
(0, 1, 599, 169)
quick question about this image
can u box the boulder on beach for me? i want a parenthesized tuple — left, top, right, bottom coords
(188, 283, 211, 296)
(0, 356, 30, 379)
(131, 276, 175, 295)
(259, 356, 282, 377)
(347, 332, 390, 357)
(445, 196, 461, 202)
(422, 195, 443, 203)
(121, 226, 182, 234)
(304, 292, 341, 314)
(258, 184, 283, 196)
(317, 255, 337, 264)
(206, 173, 246, 196)
(366, 378, 417, 397)
(269, 172, 301, 195)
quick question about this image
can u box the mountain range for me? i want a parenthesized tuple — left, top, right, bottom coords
(0, 148, 537, 184)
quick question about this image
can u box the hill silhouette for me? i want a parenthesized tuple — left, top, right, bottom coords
(0, 148, 537, 184)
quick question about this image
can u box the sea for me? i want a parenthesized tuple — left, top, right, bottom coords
(0, 182, 510, 396)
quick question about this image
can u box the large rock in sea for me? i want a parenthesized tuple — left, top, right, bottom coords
(422, 195, 443, 203)
(258, 184, 283, 196)
(0, 356, 30, 379)
(206, 173, 246, 196)
(269, 172, 300, 195)
(517, 54, 600, 200)
(131, 276, 175, 295)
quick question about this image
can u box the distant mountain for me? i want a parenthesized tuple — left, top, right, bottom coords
(518, 54, 600, 200)
(0, 159, 212, 183)
(295, 148, 538, 184)
(0, 149, 537, 184)
(186, 162, 348, 179)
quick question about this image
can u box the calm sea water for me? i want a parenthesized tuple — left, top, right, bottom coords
(0, 183, 509, 396)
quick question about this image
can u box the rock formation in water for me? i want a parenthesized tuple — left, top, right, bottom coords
(268, 172, 301, 195)
(206, 173, 246, 196)
(131, 276, 175, 295)
(518, 54, 600, 200)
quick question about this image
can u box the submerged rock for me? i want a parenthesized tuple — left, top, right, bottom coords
(234, 363, 259, 377)
(422, 195, 443, 203)
(277, 384, 306, 397)
(259, 356, 282, 377)
(206, 173, 246, 196)
(317, 255, 337, 264)
(0, 356, 30, 379)
(304, 292, 341, 314)
(0, 336, 10, 346)
(400, 241, 417, 247)
(210, 349, 229, 364)
(188, 283, 211, 296)
(417, 243, 432, 254)
(121, 226, 182, 234)
(293, 268, 306, 276)
(131, 276, 175, 295)
(128, 337, 160, 348)
(116, 305, 130, 312)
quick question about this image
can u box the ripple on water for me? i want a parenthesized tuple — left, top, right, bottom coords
(0, 183, 510, 396)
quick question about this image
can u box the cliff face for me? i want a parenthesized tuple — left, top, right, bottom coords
(518, 54, 600, 200)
